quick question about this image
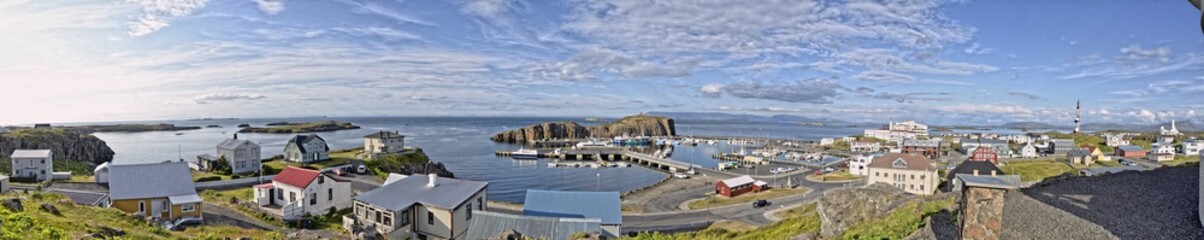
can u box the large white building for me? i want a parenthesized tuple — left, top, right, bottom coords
(866, 153, 939, 195)
(888, 120, 929, 137)
(364, 131, 406, 158)
(253, 166, 352, 220)
(850, 141, 881, 153)
(848, 154, 879, 176)
(1181, 140, 1204, 156)
(1105, 133, 1131, 147)
(10, 149, 53, 181)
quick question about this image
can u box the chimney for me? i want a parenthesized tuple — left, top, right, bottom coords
(972, 169, 979, 176)
(427, 173, 438, 187)
(991, 170, 997, 176)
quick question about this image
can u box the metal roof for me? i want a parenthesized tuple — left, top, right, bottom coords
(10, 149, 51, 159)
(523, 190, 622, 225)
(108, 161, 197, 200)
(868, 152, 936, 171)
(1068, 150, 1091, 157)
(274, 166, 322, 189)
(355, 174, 487, 211)
(960, 138, 1008, 145)
(217, 138, 258, 150)
(465, 211, 602, 240)
(168, 194, 203, 204)
(955, 174, 1021, 189)
(287, 134, 329, 154)
(902, 140, 940, 147)
(719, 175, 756, 187)
(1117, 145, 1144, 152)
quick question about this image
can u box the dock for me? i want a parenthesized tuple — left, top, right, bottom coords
(496, 147, 700, 173)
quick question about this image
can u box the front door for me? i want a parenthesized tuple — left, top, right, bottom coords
(268, 189, 275, 205)
(151, 200, 164, 218)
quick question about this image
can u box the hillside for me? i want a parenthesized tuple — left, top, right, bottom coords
(0, 192, 277, 239)
(0, 128, 114, 166)
(491, 115, 675, 143)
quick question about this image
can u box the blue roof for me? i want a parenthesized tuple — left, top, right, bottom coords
(522, 190, 622, 225)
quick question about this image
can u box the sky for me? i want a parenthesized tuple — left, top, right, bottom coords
(0, 0, 1201, 125)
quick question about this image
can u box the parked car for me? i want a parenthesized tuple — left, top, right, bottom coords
(673, 173, 689, 179)
(356, 164, 368, 174)
(165, 217, 203, 231)
(331, 168, 347, 176)
(752, 199, 770, 208)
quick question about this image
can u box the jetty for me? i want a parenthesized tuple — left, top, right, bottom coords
(495, 147, 701, 173)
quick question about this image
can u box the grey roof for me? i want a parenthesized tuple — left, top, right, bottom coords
(10, 149, 51, 159)
(197, 154, 219, 161)
(465, 211, 602, 240)
(955, 174, 1021, 189)
(217, 138, 258, 150)
(1117, 145, 1144, 152)
(354, 175, 487, 211)
(902, 140, 940, 147)
(287, 134, 328, 154)
(364, 131, 405, 139)
(1051, 139, 1075, 145)
(960, 138, 1008, 145)
(1068, 150, 1091, 157)
(523, 190, 622, 225)
(108, 161, 197, 200)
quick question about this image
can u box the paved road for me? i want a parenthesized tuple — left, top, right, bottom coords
(622, 178, 863, 233)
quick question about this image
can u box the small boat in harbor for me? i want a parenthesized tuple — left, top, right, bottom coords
(510, 149, 539, 159)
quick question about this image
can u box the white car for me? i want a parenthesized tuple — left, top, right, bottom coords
(356, 164, 368, 174)
(673, 173, 689, 179)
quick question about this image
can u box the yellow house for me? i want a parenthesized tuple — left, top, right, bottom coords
(107, 162, 203, 222)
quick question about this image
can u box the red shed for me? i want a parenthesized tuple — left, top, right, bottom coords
(969, 147, 999, 165)
(715, 175, 761, 197)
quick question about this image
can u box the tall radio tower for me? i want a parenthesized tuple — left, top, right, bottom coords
(1074, 100, 1081, 135)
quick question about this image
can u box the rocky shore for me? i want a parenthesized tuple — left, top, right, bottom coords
(238, 121, 361, 133)
(0, 128, 115, 165)
(365, 148, 455, 178)
(490, 115, 676, 143)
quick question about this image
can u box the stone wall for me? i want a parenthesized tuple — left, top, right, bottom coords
(959, 187, 1007, 240)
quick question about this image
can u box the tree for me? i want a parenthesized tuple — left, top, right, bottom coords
(212, 156, 232, 175)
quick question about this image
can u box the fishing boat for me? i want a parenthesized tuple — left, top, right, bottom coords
(575, 139, 611, 148)
(510, 149, 539, 159)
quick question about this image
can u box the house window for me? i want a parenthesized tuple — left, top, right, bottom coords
(310, 193, 317, 205)
(319, 176, 325, 184)
(181, 203, 196, 212)
(401, 210, 411, 225)
(138, 201, 145, 213)
(356, 203, 364, 217)
(428, 212, 434, 225)
(920, 175, 925, 180)
(467, 203, 473, 220)
(40, 159, 44, 164)
(478, 198, 483, 210)
(328, 189, 333, 201)
(374, 210, 381, 223)
(289, 192, 296, 203)
(383, 214, 392, 226)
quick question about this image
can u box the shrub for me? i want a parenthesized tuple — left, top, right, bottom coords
(195, 176, 223, 182)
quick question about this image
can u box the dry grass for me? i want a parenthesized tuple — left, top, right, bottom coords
(707, 220, 756, 232)
(687, 187, 809, 210)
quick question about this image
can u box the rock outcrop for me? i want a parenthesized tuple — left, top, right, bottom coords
(817, 183, 916, 238)
(239, 121, 361, 133)
(0, 128, 115, 165)
(368, 148, 455, 178)
(490, 115, 676, 143)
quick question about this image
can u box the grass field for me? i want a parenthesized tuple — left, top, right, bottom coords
(805, 170, 863, 182)
(1000, 159, 1077, 182)
(261, 148, 361, 172)
(0, 191, 280, 239)
(1163, 155, 1201, 166)
(687, 187, 809, 210)
(840, 196, 956, 239)
(624, 203, 821, 240)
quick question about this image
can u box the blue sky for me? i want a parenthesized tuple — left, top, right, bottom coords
(0, 0, 1201, 125)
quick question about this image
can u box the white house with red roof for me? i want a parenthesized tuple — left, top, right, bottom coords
(253, 166, 352, 220)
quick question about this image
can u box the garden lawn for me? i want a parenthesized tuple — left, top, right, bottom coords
(1000, 159, 1077, 182)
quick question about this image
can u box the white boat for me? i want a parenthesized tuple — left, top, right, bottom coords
(576, 140, 611, 148)
(511, 149, 539, 159)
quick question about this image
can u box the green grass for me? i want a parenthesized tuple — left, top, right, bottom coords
(1000, 159, 1078, 182)
(262, 148, 361, 172)
(0, 191, 280, 239)
(688, 188, 809, 210)
(840, 196, 956, 239)
(364, 148, 432, 180)
(625, 203, 821, 240)
(806, 170, 863, 182)
(200, 189, 287, 229)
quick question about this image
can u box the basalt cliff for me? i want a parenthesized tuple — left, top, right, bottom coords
(0, 128, 115, 165)
(490, 115, 676, 143)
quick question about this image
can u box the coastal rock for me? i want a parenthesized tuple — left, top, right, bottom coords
(818, 183, 915, 238)
(490, 115, 676, 143)
(40, 203, 60, 215)
(0, 128, 115, 165)
(368, 149, 455, 178)
(239, 121, 361, 133)
(489, 229, 524, 240)
(2, 198, 22, 212)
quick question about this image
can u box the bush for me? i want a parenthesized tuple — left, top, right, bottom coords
(195, 176, 222, 182)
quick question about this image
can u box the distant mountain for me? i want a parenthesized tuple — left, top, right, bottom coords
(647, 111, 851, 125)
(998, 119, 1201, 132)
(998, 122, 1065, 130)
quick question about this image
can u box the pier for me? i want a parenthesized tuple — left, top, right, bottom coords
(496, 147, 701, 173)
(621, 151, 700, 172)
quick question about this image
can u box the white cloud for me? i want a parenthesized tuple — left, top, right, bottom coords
(699, 83, 724, 98)
(963, 43, 993, 55)
(1136, 109, 1156, 122)
(252, 0, 285, 15)
(125, 0, 210, 37)
(524, 47, 694, 81)
(938, 104, 1032, 115)
(852, 70, 916, 83)
(1098, 108, 1110, 115)
(1119, 44, 1172, 63)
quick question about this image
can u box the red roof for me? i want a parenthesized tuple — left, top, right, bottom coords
(274, 166, 322, 189)
(253, 183, 273, 188)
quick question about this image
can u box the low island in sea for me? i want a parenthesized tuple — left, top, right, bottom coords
(9, 123, 204, 133)
(238, 121, 361, 133)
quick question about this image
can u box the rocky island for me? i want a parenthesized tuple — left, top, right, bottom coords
(490, 114, 676, 143)
(38, 124, 202, 133)
(238, 121, 361, 133)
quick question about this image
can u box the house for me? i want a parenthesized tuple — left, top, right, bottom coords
(1003, 134, 1031, 144)
(196, 134, 262, 174)
(715, 175, 764, 198)
(889, 120, 929, 137)
(819, 138, 835, 146)
(522, 190, 622, 237)
(107, 162, 202, 222)
(848, 154, 879, 176)
(1081, 145, 1109, 161)
(1148, 151, 1174, 162)
(10, 149, 53, 181)
(850, 141, 881, 152)
(253, 166, 352, 220)
(969, 147, 999, 164)
(1049, 139, 1076, 155)
(284, 134, 330, 163)
(960, 138, 1010, 156)
(1116, 145, 1147, 158)
(1019, 143, 1039, 158)
(1105, 134, 1131, 147)
(348, 174, 488, 240)
(863, 129, 918, 143)
(1151, 141, 1176, 154)
(1067, 150, 1096, 166)
(1180, 140, 1204, 156)
(464, 211, 602, 240)
(945, 161, 1006, 192)
(365, 131, 406, 158)
(901, 140, 940, 159)
(867, 153, 940, 195)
